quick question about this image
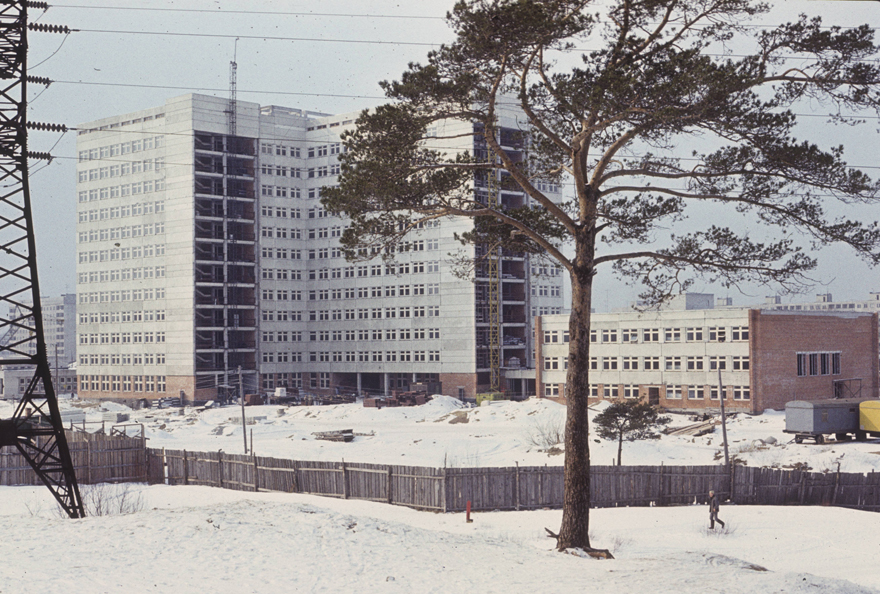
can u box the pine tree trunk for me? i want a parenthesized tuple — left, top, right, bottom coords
(555, 241, 594, 551)
(617, 436, 623, 466)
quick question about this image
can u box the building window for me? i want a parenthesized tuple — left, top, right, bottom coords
(622, 356, 638, 370)
(732, 356, 749, 371)
(545, 384, 559, 397)
(644, 356, 660, 370)
(733, 386, 750, 400)
(666, 385, 682, 400)
(709, 356, 727, 371)
(686, 356, 704, 371)
(602, 357, 618, 370)
(731, 325, 749, 341)
(590, 357, 598, 370)
(664, 328, 681, 342)
(601, 329, 617, 343)
(643, 328, 659, 342)
(664, 357, 682, 371)
(623, 385, 638, 399)
(708, 327, 726, 342)
(686, 327, 703, 341)
(687, 386, 705, 399)
(621, 328, 638, 343)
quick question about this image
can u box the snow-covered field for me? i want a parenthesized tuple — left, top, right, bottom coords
(3, 394, 878, 472)
(3, 395, 880, 593)
(2, 484, 880, 593)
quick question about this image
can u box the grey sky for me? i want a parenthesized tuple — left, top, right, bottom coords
(25, 0, 879, 310)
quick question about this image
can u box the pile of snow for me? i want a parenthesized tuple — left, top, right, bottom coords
(1, 484, 878, 593)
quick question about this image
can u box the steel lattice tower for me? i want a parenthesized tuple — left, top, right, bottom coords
(0, 1, 85, 518)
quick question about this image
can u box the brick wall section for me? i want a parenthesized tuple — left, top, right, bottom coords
(438, 372, 478, 399)
(751, 310, 879, 411)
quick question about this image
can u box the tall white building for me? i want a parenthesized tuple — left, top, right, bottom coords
(75, 94, 563, 403)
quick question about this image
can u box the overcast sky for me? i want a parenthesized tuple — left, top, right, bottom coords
(25, 0, 880, 310)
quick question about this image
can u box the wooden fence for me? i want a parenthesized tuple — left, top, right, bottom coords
(0, 431, 147, 486)
(147, 449, 880, 513)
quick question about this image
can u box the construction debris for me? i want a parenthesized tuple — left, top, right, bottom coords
(363, 392, 432, 408)
(666, 420, 718, 437)
(312, 429, 355, 442)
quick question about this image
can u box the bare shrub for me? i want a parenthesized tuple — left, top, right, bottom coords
(79, 482, 145, 517)
(525, 417, 565, 449)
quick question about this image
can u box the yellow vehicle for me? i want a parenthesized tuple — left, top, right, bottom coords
(859, 400, 880, 438)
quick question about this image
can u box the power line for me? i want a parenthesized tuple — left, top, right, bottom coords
(75, 28, 440, 47)
(50, 4, 446, 20)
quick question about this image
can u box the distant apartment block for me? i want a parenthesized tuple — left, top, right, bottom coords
(1, 294, 75, 366)
(74, 94, 564, 403)
(536, 295, 879, 413)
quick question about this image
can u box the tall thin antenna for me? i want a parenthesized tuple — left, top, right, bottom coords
(228, 38, 238, 137)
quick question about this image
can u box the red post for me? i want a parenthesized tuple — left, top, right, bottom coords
(466, 500, 473, 523)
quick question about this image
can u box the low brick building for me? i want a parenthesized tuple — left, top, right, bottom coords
(536, 306, 879, 413)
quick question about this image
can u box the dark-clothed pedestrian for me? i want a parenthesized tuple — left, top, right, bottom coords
(708, 489, 725, 529)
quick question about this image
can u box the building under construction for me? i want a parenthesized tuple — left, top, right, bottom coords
(74, 94, 564, 403)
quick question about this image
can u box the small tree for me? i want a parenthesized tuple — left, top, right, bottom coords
(593, 400, 671, 466)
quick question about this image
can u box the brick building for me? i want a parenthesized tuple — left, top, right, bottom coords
(536, 303, 879, 413)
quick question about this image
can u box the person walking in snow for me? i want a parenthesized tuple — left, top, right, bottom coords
(708, 490, 725, 529)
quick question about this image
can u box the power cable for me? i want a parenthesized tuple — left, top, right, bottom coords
(49, 4, 446, 20)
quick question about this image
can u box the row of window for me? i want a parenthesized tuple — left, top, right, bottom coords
(79, 375, 166, 393)
(78, 136, 164, 162)
(261, 185, 302, 198)
(532, 285, 562, 297)
(77, 288, 166, 304)
(79, 332, 166, 345)
(262, 304, 444, 319)
(261, 350, 442, 364)
(796, 352, 842, 377)
(544, 383, 750, 400)
(530, 264, 563, 277)
(542, 325, 749, 344)
(77, 158, 166, 183)
(79, 310, 166, 325)
(259, 143, 344, 159)
(78, 222, 166, 243)
(261, 328, 442, 342)
(544, 355, 749, 371)
(78, 244, 165, 264)
(78, 201, 165, 222)
(78, 267, 166, 284)
(79, 353, 166, 366)
(78, 179, 166, 202)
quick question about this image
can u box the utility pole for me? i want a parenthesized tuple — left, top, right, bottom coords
(717, 368, 730, 496)
(239, 365, 247, 454)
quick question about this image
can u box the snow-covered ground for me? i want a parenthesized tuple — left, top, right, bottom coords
(2, 484, 879, 593)
(4, 396, 880, 592)
(3, 395, 878, 473)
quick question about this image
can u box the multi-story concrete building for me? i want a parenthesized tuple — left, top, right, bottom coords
(74, 94, 564, 403)
(536, 297, 879, 413)
(1, 294, 76, 366)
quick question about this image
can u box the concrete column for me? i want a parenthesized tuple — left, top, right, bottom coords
(356, 373, 362, 397)
(383, 372, 389, 396)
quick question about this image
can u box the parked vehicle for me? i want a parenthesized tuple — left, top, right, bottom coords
(784, 399, 865, 444)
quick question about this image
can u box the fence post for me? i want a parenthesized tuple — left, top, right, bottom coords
(657, 464, 664, 506)
(183, 450, 189, 486)
(832, 463, 841, 506)
(86, 439, 92, 484)
(218, 451, 224, 489)
(387, 466, 393, 505)
(515, 462, 520, 511)
(341, 460, 349, 499)
(799, 471, 807, 505)
(441, 467, 447, 513)
(291, 459, 298, 493)
(253, 451, 259, 492)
